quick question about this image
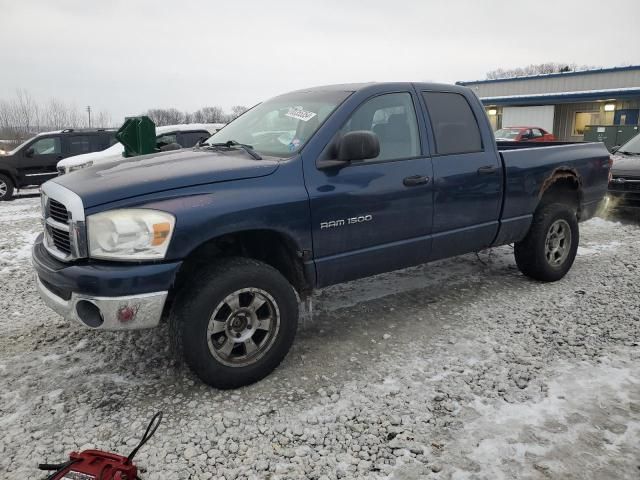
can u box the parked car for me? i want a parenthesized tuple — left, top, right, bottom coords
(607, 132, 640, 210)
(494, 126, 557, 142)
(56, 123, 225, 175)
(33, 82, 610, 389)
(0, 128, 117, 200)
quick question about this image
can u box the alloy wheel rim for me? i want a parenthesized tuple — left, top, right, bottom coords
(207, 287, 280, 367)
(0, 180, 6, 197)
(545, 219, 571, 267)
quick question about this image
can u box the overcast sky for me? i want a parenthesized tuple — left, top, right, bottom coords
(2, 0, 639, 122)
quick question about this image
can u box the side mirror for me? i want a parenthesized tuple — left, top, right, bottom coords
(25, 147, 34, 158)
(317, 130, 380, 170)
(338, 130, 380, 161)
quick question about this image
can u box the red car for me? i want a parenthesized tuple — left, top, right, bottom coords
(494, 126, 557, 142)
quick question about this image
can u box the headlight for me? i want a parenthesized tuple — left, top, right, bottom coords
(87, 209, 175, 260)
(68, 161, 93, 173)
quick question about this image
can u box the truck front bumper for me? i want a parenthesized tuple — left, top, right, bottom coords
(32, 234, 182, 330)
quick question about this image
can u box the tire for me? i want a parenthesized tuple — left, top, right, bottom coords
(170, 257, 298, 389)
(514, 203, 579, 282)
(0, 174, 14, 201)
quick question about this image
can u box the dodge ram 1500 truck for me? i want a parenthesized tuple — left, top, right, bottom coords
(32, 82, 611, 389)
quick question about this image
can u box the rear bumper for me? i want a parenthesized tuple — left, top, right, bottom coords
(32, 233, 181, 330)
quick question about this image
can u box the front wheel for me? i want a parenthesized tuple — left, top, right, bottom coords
(170, 257, 298, 389)
(0, 174, 14, 201)
(514, 203, 579, 282)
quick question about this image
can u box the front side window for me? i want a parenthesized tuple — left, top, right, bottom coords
(423, 92, 483, 155)
(531, 129, 544, 138)
(340, 92, 420, 162)
(31, 137, 61, 155)
(205, 90, 351, 158)
(69, 135, 91, 155)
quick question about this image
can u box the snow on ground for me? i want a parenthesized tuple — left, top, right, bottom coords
(0, 196, 639, 479)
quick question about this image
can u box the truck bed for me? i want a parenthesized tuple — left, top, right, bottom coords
(494, 141, 610, 246)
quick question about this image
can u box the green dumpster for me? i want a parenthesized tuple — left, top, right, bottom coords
(584, 125, 618, 151)
(116, 116, 157, 157)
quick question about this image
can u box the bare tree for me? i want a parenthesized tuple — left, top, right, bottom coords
(145, 108, 185, 126)
(486, 63, 599, 80)
(229, 105, 248, 121)
(94, 110, 113, 128)
(191, 106, 226, 123)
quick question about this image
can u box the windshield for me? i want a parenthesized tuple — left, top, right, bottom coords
(618, 132, 640, 155)
(204, 90, 351, 157)
(494, 128, 521, 139)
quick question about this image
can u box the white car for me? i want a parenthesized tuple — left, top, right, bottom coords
(57, 123, 225, 175)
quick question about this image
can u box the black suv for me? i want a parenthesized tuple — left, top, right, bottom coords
(0, 128, 117, 200)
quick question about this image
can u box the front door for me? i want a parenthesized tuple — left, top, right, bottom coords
(304, 91, 433, 287)
(420, 91, 503, 260)
(17, 136, 63, 186)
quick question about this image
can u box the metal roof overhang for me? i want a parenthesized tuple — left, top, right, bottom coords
(480, 88, 640, 106)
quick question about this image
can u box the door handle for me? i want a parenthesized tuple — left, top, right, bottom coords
(403, 175, 430, 187)
(477, 165, 497, 175)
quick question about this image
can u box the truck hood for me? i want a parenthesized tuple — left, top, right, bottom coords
(611, 153, 640, 177)
(51, 148, 280, 208)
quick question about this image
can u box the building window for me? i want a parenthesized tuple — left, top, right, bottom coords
(573, 111, 600, 136)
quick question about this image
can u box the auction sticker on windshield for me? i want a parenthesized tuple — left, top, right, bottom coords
(285, 107, 317, 122)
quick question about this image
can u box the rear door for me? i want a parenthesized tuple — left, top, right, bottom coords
(305, 91, 433, 286)
(67, 135, 92, 157)
(420, 90, 503, 260)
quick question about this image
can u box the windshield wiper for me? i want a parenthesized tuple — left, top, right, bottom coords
(203, 140, 262, 160)
(617, 150, 640, 156)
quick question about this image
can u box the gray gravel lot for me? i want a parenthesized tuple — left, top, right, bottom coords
(0, 193, 639, 479)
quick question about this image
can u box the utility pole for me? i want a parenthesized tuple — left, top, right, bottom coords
(86, 106, 92, 127)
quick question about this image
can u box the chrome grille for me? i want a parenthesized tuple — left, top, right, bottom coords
(41, 182, 87, 262)
(48, 199, 69, 223)
(48, 223, 72, 254)
(610, 176, 640, 192)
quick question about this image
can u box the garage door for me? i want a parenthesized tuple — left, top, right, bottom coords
(502, 106, 555, 133)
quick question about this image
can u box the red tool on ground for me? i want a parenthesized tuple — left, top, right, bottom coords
(38, 412, 163, 480)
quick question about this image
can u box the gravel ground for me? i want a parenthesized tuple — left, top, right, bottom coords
(1, 193, 639, 479)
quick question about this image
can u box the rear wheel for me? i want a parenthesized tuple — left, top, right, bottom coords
(514, 203, 579, 282)
(0, 174, 14, 201)
(170, 257, 298, 389)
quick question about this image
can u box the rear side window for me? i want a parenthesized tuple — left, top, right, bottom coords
(180, 131, 209, 147)
(90, 134, 111, 151)
(422, 92, 482, 155)
(69, 135, 91, 155)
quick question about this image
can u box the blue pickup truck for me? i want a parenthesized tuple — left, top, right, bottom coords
(32, 82, 611, 388)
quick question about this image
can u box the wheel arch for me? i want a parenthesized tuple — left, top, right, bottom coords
(537, 167, 583, 218)
(0, 168, 18, 185)
(172, 228, 312, 303)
